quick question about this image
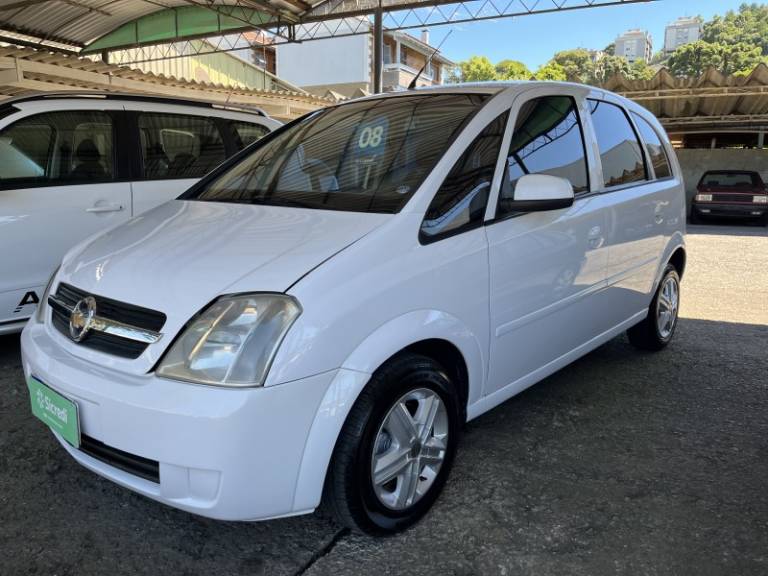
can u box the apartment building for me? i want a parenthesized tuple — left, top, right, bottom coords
(664, 17, 703, 54)
(615, 29, 653, 63)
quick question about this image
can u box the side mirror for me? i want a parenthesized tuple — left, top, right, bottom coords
(507, 174, 575, 212)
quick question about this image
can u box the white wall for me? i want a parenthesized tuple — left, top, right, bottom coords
(276, 26, 369, 87)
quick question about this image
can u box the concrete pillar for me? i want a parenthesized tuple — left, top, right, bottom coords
(758, 131, 765, 149)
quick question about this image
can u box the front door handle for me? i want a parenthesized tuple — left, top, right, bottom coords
(86, 204, 123, 213)
(587, 225, 604, 249)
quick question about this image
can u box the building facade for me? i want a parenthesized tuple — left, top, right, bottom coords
(664, 17, 703, 54)
(275, 21, 453, 99)
(615, 29, 653, 63)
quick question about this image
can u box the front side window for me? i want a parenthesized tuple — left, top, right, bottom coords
(589, 99, 647, 188)
(421, 112, 508, 240)
(231, 121, 270, 150)
(498, 95, 588, 218)
(138, 113, 226, 180)
(631, 112, 672, 180)
(0, 111, 113, 187)
(189, 94, 488, 213)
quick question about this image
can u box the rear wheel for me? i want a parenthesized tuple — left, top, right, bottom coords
(628, 264, 680, 351)
(323, 353, 461, 534)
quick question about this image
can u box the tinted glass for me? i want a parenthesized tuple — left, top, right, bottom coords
(0, 111, 113, 187)
(498, 96, 588, 217)
(138, 114, 226, 179)
(631, 112, 672, 179)
(232, 121, 270, 149)
(701, 172, 760, 189)
(421, 112, 508, 239)
(589, 99, 647, 188)
(190, 94, 488, 213)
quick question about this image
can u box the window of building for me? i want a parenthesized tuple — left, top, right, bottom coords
(0, 110, 114, 187)
(588, 99, 647, 188)
(400, 45, 408, 67)
(138, 114, 226, 180)
(631, 112, 672, 179)
(421, 112, 508, 240)
(498, 96, 588, 217)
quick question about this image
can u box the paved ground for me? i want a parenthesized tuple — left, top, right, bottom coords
(1, 222, 767, 576)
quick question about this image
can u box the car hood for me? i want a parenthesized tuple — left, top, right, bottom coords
(57, 200, 389, 367)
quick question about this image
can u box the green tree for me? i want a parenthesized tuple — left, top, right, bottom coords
(495, 59, 532, 80)
(603, 43, 615, 56)
(721, 41, 764, 75)
(668, 41, 724, 76)
(628, 59, 656, 81)
(597, 55, 632, 82)
(550, 49, 594, 83)
(456, 56, 497, 82)
(702, 4, 768, 56)
(535, 61, 567, 81)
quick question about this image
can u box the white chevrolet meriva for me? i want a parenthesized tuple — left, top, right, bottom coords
(22, 83, 686, 534)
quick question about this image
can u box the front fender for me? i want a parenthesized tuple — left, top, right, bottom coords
(290, 309, 486, 513)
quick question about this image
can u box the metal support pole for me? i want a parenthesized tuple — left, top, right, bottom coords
(758, 130, 765, 149)
(373, 1, 383, 94)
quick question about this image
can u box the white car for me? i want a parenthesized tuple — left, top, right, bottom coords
(22, 83, 686, 534)
(0, 92, 280, 334)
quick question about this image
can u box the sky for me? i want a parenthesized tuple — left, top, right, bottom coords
(436, 0, 753, 70)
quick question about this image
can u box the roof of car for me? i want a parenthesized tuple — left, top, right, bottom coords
(0, 91, 268, 117)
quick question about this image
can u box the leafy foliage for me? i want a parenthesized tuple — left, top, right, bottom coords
(457, 55, 497, 82)
(534, 61, 567, 81)
(495, 59, 532, 80)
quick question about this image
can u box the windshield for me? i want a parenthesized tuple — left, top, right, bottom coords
(187, 93, 489, 213)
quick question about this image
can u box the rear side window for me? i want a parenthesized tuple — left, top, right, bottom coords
(588, 100, 647, 188)
(498, 95, 589, 217)
(138, 114, 226, 180)
(231, 121, 270, 149)
(0, 111, 114, 188)
(631, 112, 672, 180)
(421, 112, 508, 241)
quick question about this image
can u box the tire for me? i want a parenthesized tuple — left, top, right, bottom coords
(628, 264, 681, 351)
(323, 353, 461, 534)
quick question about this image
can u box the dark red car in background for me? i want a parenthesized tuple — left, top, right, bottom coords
(691, 170, 768, 225)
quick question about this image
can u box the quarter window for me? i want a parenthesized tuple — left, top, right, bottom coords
(421, 112, 509, 240)
(138, 114, 226, 180)
(498, 96, 588, 217)
(588, 99, 647, 188)
(631, 112, 672, 180)
(0, 111, 114, 187)
(231, 121, 270, 150)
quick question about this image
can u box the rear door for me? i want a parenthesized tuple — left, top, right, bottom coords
(0, 104, 131, 326)
(588, 98, 672, 322)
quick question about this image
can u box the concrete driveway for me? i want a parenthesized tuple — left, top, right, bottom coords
(1, 223, 766, 576)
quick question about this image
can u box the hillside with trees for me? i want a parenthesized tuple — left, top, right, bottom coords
(448, 3, 768, 84)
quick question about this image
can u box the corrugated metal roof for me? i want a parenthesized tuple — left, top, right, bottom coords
(604, 64, 768, 131)
(0, 45, 333, 119)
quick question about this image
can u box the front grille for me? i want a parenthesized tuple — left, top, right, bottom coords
(50, 283, 166, 359)
(712, 193, 755, 203)
(80, 434, 160, 483)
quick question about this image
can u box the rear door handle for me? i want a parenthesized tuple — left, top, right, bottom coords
(587, 225, 604, 249)
(86, 204, 123, 213)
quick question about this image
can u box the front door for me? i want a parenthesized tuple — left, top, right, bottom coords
(485, 91, 609, 398)
(0, 109, 131, 325)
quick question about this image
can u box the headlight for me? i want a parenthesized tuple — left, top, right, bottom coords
(695, 194, 712, 202)
(35, 266, 60, 323)
(156, 294, 301, 387)
(753, 195, 768, 204)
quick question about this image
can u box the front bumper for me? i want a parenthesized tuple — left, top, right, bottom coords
(21, 321, 340, 521)
(692, 202, 766, 219)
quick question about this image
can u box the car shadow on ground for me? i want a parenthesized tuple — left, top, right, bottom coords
(2, 317, 767, 575)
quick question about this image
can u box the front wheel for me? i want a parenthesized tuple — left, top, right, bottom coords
(628, 264, 681, 351)
(323, 353, 461, 534)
